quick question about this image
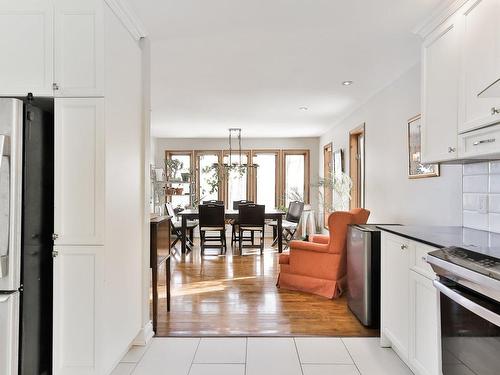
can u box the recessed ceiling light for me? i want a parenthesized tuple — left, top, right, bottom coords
(342, 80, 353, 86)
(299, 106, 308, 111)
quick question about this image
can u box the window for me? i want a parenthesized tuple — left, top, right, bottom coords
(323, 143, 333, 227)
(165, 152, 193, 209)
(283, 150, 309, 207)
(196, 152, 221, 202)
(349, 124, 365, 209)
(223, 151, 249, 206)
(252, 151, 278, 209)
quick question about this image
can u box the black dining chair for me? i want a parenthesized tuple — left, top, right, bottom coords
(231, 200, 254, 246)
(268, 201, 304, 250)
(199, 203, 227, 255)
(238, 204, 265, 255)
(165, 203, 198, 252)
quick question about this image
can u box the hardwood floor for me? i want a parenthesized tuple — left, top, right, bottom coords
(154, 239, 379, 337)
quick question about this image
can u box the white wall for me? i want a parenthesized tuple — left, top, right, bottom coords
(154, 137, 320, 208)
(319, 64, 463, 226)
(102, 5, 144, 373)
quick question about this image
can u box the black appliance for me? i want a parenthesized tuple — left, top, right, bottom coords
(427, 246, 500, 375)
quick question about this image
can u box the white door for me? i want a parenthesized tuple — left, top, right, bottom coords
(0, 292, 19, 375)
(54, 98, 104, 245)
(53, 246, 102, 375)
(409, 271, 440, 375)
(459, 0, 500, 132)
(421, 16, 460, 163)
(0, 0, 53, 96)
(381, 233, 410, 361)
(54, 0, 104, 97)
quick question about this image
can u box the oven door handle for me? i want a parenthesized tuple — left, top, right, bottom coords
(434, 280, 500, 327)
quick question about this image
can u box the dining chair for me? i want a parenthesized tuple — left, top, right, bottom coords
(238, 204, 265, 255)
(202, 200, 224, 206)
(165, 203, 198, 252)
(268, 201, 304, 250)
(231, 200, 254, 246)
(199, 203, 227, 255)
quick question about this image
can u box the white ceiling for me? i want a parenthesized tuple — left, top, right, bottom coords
(128, 0, 446, 138)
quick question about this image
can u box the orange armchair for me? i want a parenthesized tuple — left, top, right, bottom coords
(277, 208, 370, 299)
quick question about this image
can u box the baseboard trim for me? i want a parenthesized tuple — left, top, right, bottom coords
(133, 320, 154, 346)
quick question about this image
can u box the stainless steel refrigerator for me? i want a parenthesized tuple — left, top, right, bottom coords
(0, 97, 53, 375)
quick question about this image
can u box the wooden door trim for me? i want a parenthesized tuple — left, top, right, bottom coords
(349, 124, 365, 209)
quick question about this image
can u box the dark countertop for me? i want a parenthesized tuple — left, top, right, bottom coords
(376, 225, 500, 258)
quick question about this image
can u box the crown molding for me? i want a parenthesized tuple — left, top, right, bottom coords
(413, 0, 468, 39)
(105, 0, 147, 40)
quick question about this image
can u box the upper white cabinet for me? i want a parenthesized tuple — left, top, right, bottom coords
(458, 0, 500, 133)
(0, 0, 54, 96)
(0, 0, 104, 97)
(54, 98, 105, 245)
(54, 0, 104, 97)
(421, 15, 460, 163)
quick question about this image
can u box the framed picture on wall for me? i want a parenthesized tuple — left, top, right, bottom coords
(333, 149, 343, 175)
(407, 114, 439, 179)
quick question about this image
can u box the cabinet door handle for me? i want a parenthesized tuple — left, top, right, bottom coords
(400, 244, 408, 250)
(491, 107, 500, 116)
(448, 147, 456, 153)
(52, 82, 59, 91)
(473, 138, 496, 146)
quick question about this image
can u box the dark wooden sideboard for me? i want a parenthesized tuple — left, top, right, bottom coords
(150, 215, 171, 333)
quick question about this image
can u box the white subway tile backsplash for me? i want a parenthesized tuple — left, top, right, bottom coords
(490, 175, 500, 193)
(463, 162, 500, 231)
(463, 162, 489, 175)
(463, 211, 489, 230)
(490, 161, 500, 174)
(490, 213, 500, 233)
(489, 195, 500, 214)
(463, 175, 489, 193)
(463, 194, 486, 211)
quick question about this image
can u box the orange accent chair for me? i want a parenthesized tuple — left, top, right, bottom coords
(277, 208, 370, 299)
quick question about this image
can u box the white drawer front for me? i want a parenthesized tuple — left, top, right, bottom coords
(459, 124, 500, 159)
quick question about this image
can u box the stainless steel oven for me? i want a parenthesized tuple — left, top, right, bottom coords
(428, 247, 500, 375)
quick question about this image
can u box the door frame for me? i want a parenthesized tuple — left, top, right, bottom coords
(349, 124, 365, 209)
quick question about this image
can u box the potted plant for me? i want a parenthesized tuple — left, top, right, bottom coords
(181, 168, 193, 183)
(165, 159, 183, 181)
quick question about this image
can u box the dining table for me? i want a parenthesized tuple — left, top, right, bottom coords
(177, 208, 286, 254)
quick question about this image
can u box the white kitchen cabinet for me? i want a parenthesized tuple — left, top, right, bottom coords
(54, 0, 104, 97)
(381, 233, 411, 361)
(421, 15, 460, 163)
(381, 231, 441, 375)
(458, 0, 500, 133)
(53, 246, 103, 375)
(0, 0, 54, 96)
(54, 98, 105, 245)
(409, 270, 440, 375)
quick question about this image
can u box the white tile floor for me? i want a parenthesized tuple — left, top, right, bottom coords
(111, 337, 413, 375)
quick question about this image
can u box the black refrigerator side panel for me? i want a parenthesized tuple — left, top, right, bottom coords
(20, 104, 54, 375)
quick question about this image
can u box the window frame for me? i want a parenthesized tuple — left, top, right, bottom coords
(222, 149, 251, 206)
(194, 150, 223, 203)
(282, 149, 310, 206)
(250, 149, 280, 209)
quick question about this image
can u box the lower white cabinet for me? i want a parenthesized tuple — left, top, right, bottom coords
(381, 232, 441, 375)
(381, 233, 410, 361)
(409, 270, 440, 375)
(53, 246, 103, 375)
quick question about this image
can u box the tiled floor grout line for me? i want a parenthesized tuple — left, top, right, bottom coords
(244, 337, 248, 375)
(292, 338, 305, 375)
(341, 338, 363, 375)
(187, 338, 202, 375)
